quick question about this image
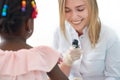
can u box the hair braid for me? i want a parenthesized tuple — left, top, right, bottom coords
(0, 0, 37, 34)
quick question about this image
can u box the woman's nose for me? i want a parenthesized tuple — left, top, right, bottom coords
(71, 11, 79, 20)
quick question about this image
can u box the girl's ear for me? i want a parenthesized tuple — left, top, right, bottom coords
(24, 19, 34, 38)
(25, 19, 34, 32)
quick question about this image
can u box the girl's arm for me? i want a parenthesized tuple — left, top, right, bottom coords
(47, 64, 69, 80)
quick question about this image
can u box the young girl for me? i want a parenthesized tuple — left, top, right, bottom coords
(0, 0, 69, 80)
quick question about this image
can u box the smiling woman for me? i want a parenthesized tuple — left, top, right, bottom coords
(27, 0, 120, 47)
(65, 0, 89, 34)
(52, 0, 120, 80)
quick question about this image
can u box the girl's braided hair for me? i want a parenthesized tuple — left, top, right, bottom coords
(0, 0, 37, 34)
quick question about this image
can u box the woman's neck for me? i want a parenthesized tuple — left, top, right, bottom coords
(76, 30, 83, 36)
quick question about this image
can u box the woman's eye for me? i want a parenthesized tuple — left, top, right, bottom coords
(65, 8, 71, 13)
(77, 8, 84, 11)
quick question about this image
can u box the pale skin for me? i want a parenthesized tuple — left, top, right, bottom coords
(65, 0, 90, 34)
(59, 0, 90, 77)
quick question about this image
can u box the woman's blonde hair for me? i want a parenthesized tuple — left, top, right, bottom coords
(58, 0, 101, 47)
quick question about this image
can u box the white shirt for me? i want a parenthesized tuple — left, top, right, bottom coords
(52, 22, 120, 80)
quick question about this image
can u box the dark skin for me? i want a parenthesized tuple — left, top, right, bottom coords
(0, 19, 68, 80)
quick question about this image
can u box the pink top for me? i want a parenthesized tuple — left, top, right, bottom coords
(0, 46, 60, 80)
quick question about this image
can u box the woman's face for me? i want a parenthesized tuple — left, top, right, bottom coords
(65, 0, 90, 33)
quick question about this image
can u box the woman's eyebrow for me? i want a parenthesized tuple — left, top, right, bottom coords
(65, 6, 69, 9)
(76, 5, 85, 8)
(65, 5, 85, 9)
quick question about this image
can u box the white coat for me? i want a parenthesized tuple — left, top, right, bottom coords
(52, 22, 120, 80)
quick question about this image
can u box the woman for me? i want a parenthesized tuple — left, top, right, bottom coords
(53, 0, 120, 80)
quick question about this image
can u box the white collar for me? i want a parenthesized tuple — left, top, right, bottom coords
(65, 21, 88, 48)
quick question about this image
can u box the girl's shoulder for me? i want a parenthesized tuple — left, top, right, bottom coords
(0, 46, 60, 77)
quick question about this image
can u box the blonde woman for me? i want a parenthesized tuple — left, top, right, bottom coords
(53, 0, 120, 80)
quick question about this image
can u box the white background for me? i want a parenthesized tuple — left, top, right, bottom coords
(27, 0, 120, 47)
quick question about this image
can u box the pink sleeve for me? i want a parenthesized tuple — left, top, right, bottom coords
(35, 46, 60, 72)
(0, 46, 60, 76)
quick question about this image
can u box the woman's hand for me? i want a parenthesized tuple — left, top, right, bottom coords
(63, 47, 82, 66)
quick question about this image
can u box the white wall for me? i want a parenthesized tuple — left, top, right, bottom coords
(27, 0, 120, 47)
(97, 0, 120, 38)
(27, 0, 59, 46)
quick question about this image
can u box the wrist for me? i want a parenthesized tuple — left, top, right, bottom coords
(63, 53, 73, 66)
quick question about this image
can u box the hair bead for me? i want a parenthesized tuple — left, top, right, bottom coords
(1, 4, 8, 17)
(31, 0, 38, 18)
(21, 0, 26, 12)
